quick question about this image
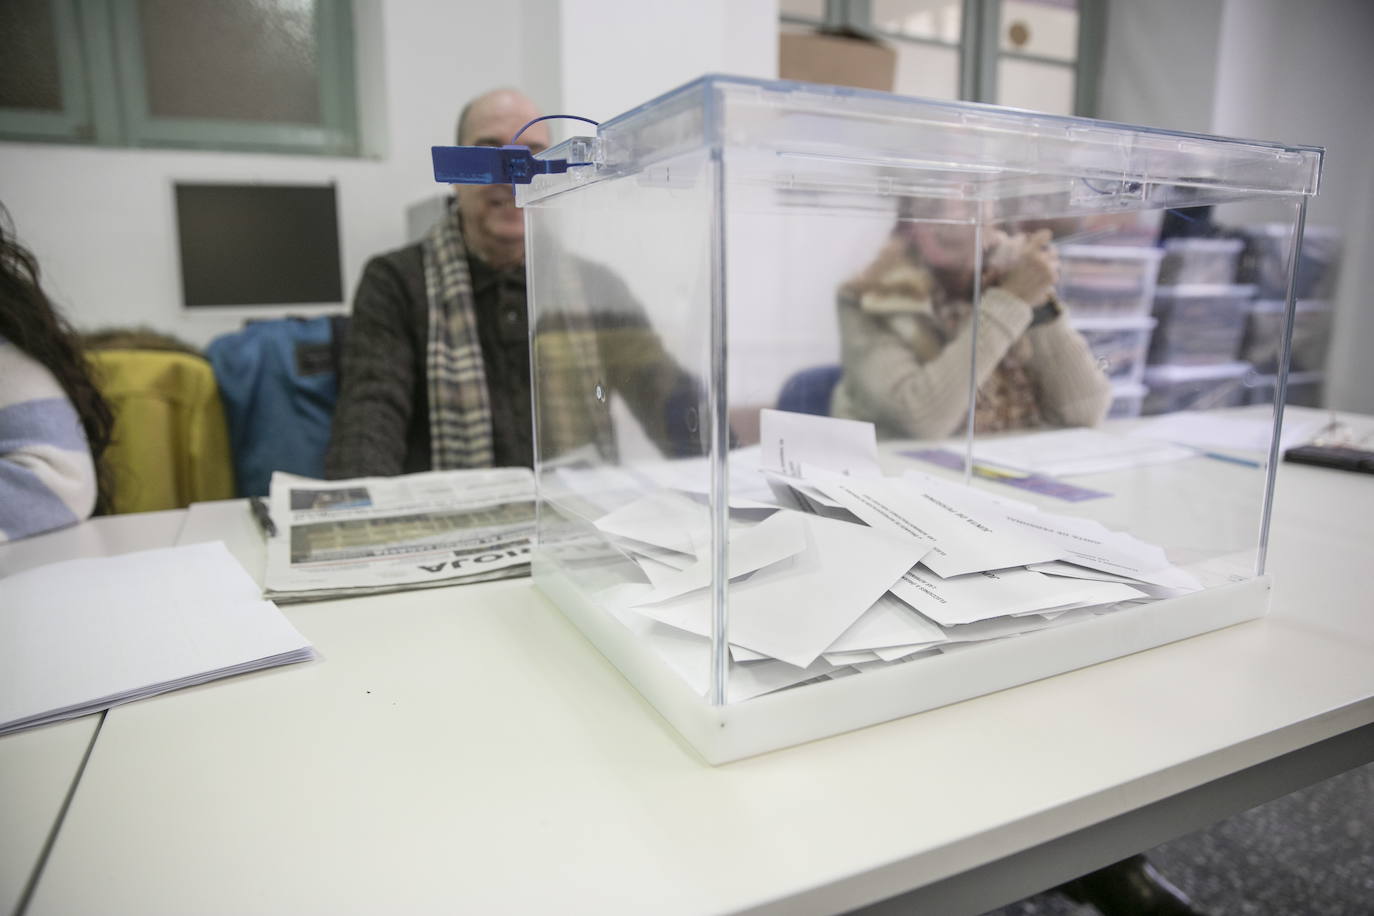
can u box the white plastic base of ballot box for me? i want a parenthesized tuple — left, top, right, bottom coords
(536, 562, 1271, 765)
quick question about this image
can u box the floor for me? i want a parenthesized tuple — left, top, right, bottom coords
(983, 760, 1374, 915)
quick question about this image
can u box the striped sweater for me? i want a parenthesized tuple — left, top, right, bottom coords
(0, 338, 97, 542)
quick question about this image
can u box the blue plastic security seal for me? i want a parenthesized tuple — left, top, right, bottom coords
(431, 114, 599, 185)
(431, 144, 572, 185)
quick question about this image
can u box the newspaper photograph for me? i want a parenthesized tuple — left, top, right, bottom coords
(263, 467, 535, 601)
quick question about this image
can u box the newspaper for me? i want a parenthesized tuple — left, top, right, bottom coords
(263, 468, 535, 602)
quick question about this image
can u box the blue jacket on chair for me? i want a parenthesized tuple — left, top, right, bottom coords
(207, 316, 345, 497)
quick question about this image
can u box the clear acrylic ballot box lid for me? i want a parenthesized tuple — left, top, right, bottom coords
(514, 75, 1323, 763)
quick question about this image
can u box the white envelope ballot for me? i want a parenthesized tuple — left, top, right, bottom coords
(593, 489, 710, 556)
(889, 564, 1145, 627)
(608, 605, 837, 702)
(758, 408, 881, 478)
(1027, 560, 1199, 597)
(937, 606, 1100, 644)
(809, 473, 1062, 577)
(629, 514, 920, 668)
(629, 510, 809, 606)
(995, 506, 1200, 590)
(826, 592, 946, 653)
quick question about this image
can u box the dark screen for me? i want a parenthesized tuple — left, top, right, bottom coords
(175, 183, 343, 307)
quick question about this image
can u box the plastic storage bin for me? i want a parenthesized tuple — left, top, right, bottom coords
(1242, 300, 1332, 373)
(1238, 223, 1341, 299)
(501, 75, 1323, 762)
(1143, 362, 1253, 414)
(1056, 245, 1164, 319)
(1073, 317, 1156, 384)
(1246, 371, 1324, 408)
(1149, 284, 1255, 365)
(1157, 237, 1244, 285)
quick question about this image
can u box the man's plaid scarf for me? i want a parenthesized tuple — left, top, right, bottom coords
(421, 209, 495, 469)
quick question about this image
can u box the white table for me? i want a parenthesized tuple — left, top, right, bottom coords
(0, 510, 185, 916)
(15, 416, 1374, 915)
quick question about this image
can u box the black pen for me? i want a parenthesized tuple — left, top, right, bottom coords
(249, 496, 278, 538)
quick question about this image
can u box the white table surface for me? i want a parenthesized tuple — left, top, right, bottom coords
(0, 510, 185, 916)
(18, 414, 1374, 915)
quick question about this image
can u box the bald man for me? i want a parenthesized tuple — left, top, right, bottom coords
(326, 88, 701, 477)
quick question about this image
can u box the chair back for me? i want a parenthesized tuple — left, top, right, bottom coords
(207, 316, 346, 496)
(87, 349, 235, 513)
(776, 365, 843, 416)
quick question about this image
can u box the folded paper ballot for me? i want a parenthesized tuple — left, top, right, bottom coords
(0, 542, 315, 736)
(759, 407, 882, 478)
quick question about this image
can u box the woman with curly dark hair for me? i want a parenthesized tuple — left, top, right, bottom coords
(0, 204, 114, 540)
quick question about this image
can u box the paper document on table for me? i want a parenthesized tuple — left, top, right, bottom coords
(263, 467, 534, 602)
(759, 408, 881, 477)
(1128, 410, 1325, 454)
(629, 511, 918, 668)
(971, 428, 1195, 477)
(0, 542, 314, 736)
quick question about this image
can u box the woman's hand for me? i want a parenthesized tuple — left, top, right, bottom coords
(998, 228, 1059, 306)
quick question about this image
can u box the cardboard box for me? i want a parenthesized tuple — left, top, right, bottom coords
(779, 29, 897, 92)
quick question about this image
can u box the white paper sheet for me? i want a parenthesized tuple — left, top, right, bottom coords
(1128, 410, 1326, 454)
(970, 428, 1196, 477)
(758, 408, 881, 477)
(887, 564, 1145, 627)
(629, 513, 919, 668)
(0, 542, 315, 736)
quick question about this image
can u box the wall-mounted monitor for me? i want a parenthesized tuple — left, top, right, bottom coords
(174, 182, 343, 307)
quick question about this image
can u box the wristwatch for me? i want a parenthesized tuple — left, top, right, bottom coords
(1029, 294, 1064, 328)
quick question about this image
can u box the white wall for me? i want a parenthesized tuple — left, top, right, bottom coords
(557, 0, 778, 123)
(1209, 0, 1374, 414)
(0, 0, 530, 348)
(1097, 0, 1223, 133)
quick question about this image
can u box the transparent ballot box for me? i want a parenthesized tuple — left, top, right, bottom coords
(513, 76, 1323, 763)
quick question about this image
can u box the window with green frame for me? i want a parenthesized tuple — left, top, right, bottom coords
(0, 0, 358, 156)
(780, 0, 1103, 117)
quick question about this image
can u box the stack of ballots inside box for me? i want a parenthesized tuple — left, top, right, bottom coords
(573, 410, 1201, 704)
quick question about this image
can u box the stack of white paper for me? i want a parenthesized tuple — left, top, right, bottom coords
(581, 411, 1203, 702)
(0, 542, 315, 736)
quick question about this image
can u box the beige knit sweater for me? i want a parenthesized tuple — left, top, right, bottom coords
(830, 276, 1112, 441)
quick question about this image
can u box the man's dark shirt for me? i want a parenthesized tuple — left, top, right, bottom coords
(467, 254, 533, 467)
